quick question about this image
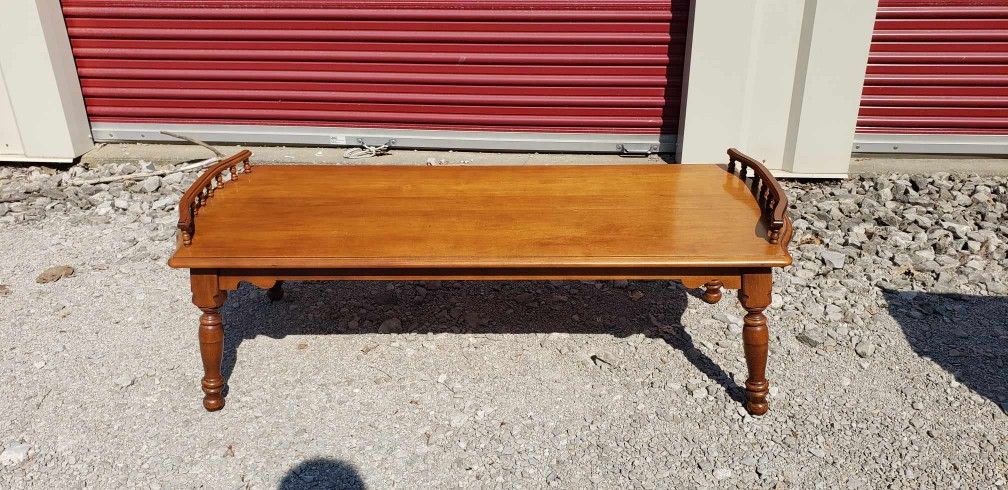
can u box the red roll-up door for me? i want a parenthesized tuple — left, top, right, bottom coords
(60, 1, 689, 153)
(855, 0, 1008, 154)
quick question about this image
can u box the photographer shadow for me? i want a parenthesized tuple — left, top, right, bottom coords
(279, 457, 365, 490)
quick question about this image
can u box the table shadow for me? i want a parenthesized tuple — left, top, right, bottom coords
(219, 280, 746, 405)
(882, 289, 1008, 412)
(279, 457, 365, 490)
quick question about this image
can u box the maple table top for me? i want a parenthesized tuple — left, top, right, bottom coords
(168, 162, 792, 270)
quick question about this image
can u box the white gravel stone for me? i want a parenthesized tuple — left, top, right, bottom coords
(140, 176, 162, 193)
(855, 340, 877, 359)
(114, 375, 136, 389)
(0, 444, 30, 466)
(151, 196, 175, 210)
(820, 250, 847, 269)
(796, 327, 826, 348)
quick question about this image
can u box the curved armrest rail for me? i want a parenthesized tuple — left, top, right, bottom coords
(726, 148, 791, 246)
(177, 149, 253, 246)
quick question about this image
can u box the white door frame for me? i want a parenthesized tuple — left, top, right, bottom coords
(0, 0, 93, 163)
(677, 0, 879, 176)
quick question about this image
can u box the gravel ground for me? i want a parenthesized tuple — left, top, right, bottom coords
(0, 156, 1007, 488)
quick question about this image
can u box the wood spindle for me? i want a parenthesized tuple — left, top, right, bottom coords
(702, 280, 723, 304)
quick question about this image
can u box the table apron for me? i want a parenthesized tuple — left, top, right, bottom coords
(214, 267, 750, 290)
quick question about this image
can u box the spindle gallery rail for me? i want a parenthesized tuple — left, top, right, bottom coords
(168, 149, 793, 415)
(727, 148, 791, 245)
(177, 149, 252, 246)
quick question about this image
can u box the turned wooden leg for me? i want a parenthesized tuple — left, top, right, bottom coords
(192, 272, 227, 411)
(739, 270, 772, 415)
(267, 280, 284, 301)
(702, 280, 723, 304)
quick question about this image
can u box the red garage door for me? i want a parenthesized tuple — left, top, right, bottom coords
(855, 0, 1008, 154)
(60, 1, 689, 153)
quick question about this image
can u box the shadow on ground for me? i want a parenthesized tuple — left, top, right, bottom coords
(279, 458, 365, 490)
(219, 280, 747, 404)
(884, 289, 1008, 412)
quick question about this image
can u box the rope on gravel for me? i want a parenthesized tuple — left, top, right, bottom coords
(343, 143, 391, 159)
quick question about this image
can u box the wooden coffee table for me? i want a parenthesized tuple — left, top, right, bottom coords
(168, 149, 792, 414)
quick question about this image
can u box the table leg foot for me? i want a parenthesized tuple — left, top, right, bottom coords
(199, 306, 226, 411)
(192, 272, 227, 412)
(267, 280, 284, 302)
(742, 309, 769, 416)
(740, 270, 771, 416)
(702, 280, 723, 304)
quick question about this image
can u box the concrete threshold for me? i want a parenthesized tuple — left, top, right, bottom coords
(79, 142, 670, 168)
(850, 154, 1008, 176)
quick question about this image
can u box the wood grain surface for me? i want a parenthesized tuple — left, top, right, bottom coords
(168, 164, 792, 270)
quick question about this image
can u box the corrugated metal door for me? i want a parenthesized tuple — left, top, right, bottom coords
(855, 0, 1008, 154)
(60, 1, 688, 153)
